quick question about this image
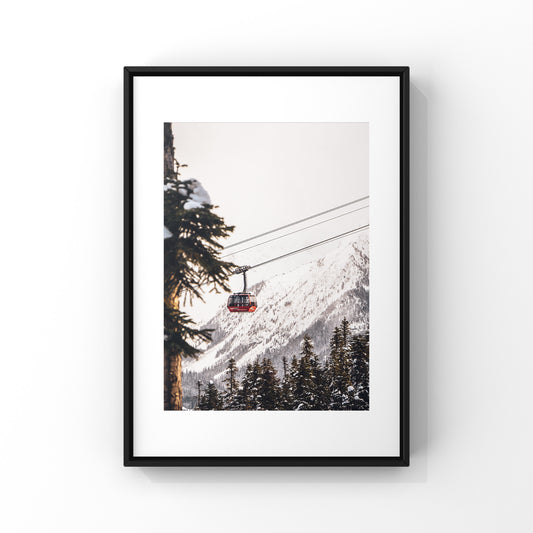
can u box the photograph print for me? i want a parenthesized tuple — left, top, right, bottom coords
(164, 121, 369, 412)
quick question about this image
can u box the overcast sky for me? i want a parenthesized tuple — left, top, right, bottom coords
(171, 122, 368, 323)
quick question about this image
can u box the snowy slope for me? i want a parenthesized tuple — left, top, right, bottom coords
(182, 236, 369, 405)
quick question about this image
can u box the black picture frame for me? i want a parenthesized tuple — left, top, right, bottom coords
(124, 66, 409, 467)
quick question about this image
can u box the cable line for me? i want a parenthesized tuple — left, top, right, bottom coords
(222, 204, 368, 258)
(224, 195, 369, 250)
(242, 224, 369, 272)
(227, 224, 369, 313)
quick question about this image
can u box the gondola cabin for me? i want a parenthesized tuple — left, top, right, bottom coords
(227, 293, 257, 313)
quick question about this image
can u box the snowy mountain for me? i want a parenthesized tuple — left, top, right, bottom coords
(182, 236, 369, 407)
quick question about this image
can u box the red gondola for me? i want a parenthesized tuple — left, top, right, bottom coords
(227, 292, 257, 313)
(227, 265, 257, 313)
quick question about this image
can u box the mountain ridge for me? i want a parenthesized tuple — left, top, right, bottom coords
(182, 236, 369, 407)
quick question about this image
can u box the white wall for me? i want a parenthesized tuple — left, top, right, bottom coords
(1, 1, 532, 531)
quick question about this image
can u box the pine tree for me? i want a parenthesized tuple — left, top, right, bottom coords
(312, 356, 330, 410)
(279, 356, 293, 409)
(340, 317, 351, 349)
(200, 381, 223, 410)
(284, 356, 300, 410)
(293, 335, 319, 410)
(198, 381, 208, 410)
(322, 356, 334, 410)
(328, 324, 353, 410)
(349, 331, 370, 410)
(249, 360, 262, 410)
(222, 358, 240, 410)
(163, 123, 235, 410)
(330, 326, 344, 353)
(195, 380, 202, 410)
(237, 362, 261, 410)
(257, 358, 280, 410)
(235, 364, 251, 410)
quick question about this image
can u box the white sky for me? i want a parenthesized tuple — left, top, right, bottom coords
(171, 122, 369, 324)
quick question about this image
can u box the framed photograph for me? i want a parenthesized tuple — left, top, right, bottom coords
(124, 66, 409, 466)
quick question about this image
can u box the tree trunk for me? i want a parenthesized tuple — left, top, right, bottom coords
(164, 347, 182, 410)
(163, 122, 183, 410)
(164, 123, 175, 178)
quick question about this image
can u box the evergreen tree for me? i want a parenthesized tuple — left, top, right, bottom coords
(328, 325, 353, 410)
(249, 360, 262, 410)
(163, 123, 235, 410)
(222, 358, 240, 410)
(279, 356, 293, 409)
(349, 331, 370, 410)
(293, 335, 319, 410)
(257, 358, 280, 410)
(312, 355, 330, 410)
(330, 326, 344, 354)
(197, 381, 208, 410)
(200, 381, 223, 410)
(278, 356, 296, 409)
(195, 380, 202, 410)
(286, 356, 300, 409)
(235, 364, 251, 410)
(340, 317, 351, 348)
(237, 362, 261, 410)
(192, 325, 368, 412)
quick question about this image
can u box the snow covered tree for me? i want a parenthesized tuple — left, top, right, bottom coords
(237, 362, 262, 410)
(328, 325, 353, 410)
(199, 381, 223, 410)
(349, 331, 370, 410)
(340, 317, 351, 348)
(197, 382, 208, 410)
(222, 357, 240, 409)
(235, 364, 251, 410)
(279, 355, 294, 409)
(195, 380, 202, 410)
(193, 325, 367, 412)
(312, 355, 330, 410)
(329, 326, 344, 354)
(278, 355, 297, 409)
(164, 123, 235, 410)
(257, 358, 280, 410)
(293, 335, 320, 410)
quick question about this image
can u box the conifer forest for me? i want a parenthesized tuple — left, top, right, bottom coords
(195, 318, 369, 411)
